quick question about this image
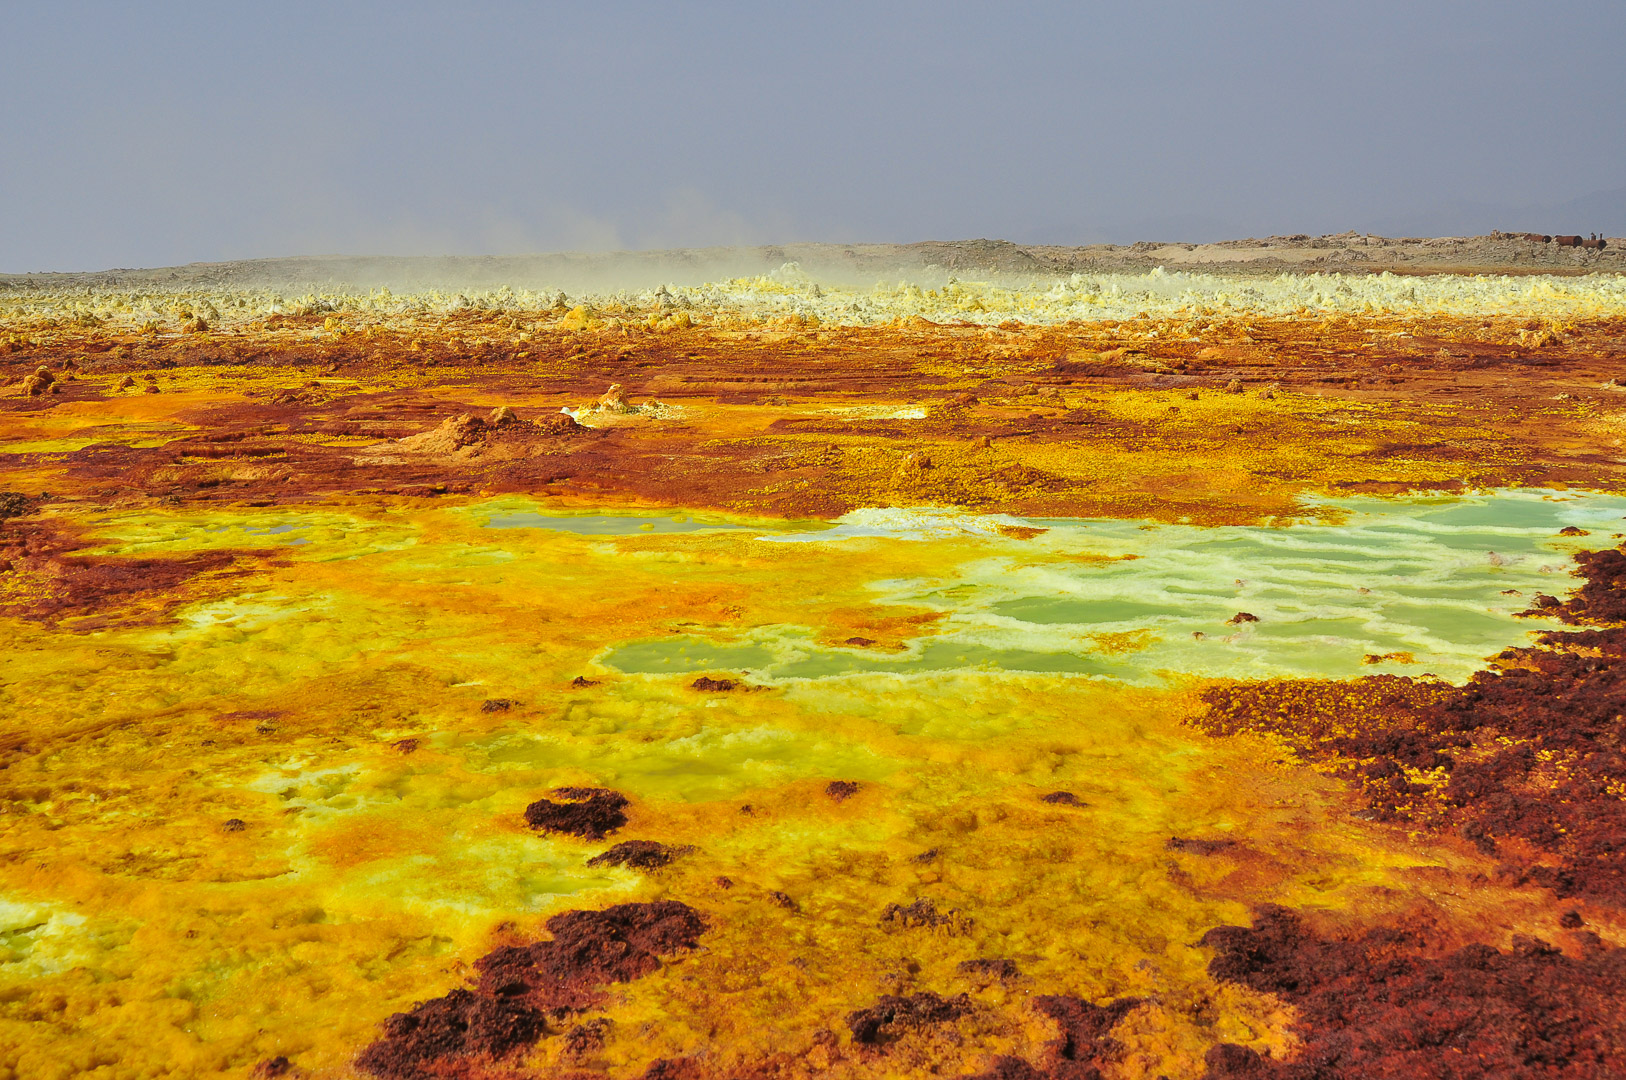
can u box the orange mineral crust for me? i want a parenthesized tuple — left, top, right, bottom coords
(0, 299, 1624, 521)
(1, 275, 1626, 1079)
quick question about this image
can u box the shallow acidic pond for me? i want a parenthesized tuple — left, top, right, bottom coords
(70, 489, 1626, 686)
(602, 490, 1626, 683)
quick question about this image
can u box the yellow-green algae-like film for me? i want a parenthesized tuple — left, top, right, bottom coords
(0, 492, 1615, 1078)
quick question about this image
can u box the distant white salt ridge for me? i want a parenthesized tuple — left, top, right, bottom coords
(5, 264, 1624, 329)
(694, 265, 1626, 325)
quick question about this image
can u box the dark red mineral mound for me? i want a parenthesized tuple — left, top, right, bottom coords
(962, 994, 1141, 1080)
(353, 988, 547, 1078)
(523, 787, 629, 840)
(1199, 905, 1626, 1079)
(357, 901, 706, 1078)
(585, 840, 693, 870)
(847, 991, 971, 1046)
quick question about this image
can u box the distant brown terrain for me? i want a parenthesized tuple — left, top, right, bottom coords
(4, 231, 1622, 293)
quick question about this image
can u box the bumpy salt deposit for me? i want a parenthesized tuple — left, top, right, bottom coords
(4, 264, 1624, 333)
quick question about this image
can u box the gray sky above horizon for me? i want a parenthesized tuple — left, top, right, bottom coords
(3, 1, 1624, 273)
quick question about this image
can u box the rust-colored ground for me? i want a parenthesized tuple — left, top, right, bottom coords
(4, 312, 1626, 526)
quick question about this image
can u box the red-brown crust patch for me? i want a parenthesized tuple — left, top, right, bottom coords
(1200, 905, 1626, 1079)
(522, 788, 629, 841)
(358, 901, 706, 1078)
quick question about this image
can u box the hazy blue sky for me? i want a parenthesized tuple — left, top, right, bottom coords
(3, 1, 1623, 271)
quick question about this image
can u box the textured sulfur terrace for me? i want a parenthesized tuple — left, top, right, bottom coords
(1, 275, 1625, 1079)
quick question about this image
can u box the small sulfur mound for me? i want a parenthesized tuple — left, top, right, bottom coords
(900, 452, 934, 472)
(0, 492, 32, 520)
(20, 367, 54, 396)
(564, 385, 675, 426)
(539, 412, 584, 434)
(395, 413, 488, 454)
(880, 897, 972, 934)
(558, 304, 596, 331)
